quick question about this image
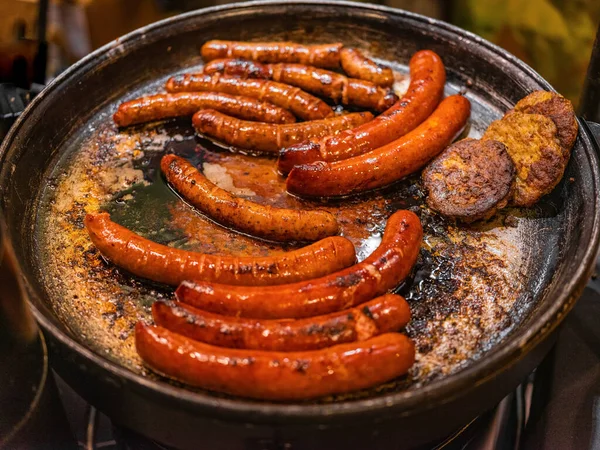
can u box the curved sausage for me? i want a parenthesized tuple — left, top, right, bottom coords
(340, 48, 394, 87)
(176, 210, 422, 319)
(136, 323, 415, 400)
(84, 212, 356, 286)
(152, 294, 411, 351)
(113, 92, 295, 127)
(192, 109, 373, 154)
(161, 154, 339, 242)
(165, 73, 332, 121)
(203, 59, 398, 112)
(200, 40, 343, 69)
(277, 50, 446, 174)
(286, 95, 471, 198)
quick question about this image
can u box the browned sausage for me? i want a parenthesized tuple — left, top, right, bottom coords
(277, 50, 446, 174)
(161, 154, 339, 242)
(152, 294, 411, 351)
(84, 212, 356, 286)
(136, 323, 415, 400)
(176, 210, 422, 319)
(340, 48, 394, 87)
(201, 40, 343, 69)
(203, 59, 398, 112)
(113, 92, 295, 127)
(285, 95, 471, 198)
(192, 109, 373, 154)
(165, 73, 333, 121)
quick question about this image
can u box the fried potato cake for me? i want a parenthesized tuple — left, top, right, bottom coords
(423, 138, 515, 222)
(483, 112, 564, 207)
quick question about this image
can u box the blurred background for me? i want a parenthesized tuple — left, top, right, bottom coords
(0, 0, 599, 106)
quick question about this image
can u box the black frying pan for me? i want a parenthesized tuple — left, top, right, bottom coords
(1, 2, 600, 449)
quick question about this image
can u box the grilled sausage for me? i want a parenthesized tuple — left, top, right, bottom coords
(176, 210, 422, 319)
(192, 109, 373, 154)
(340, 48, 394, 87)
(286, 95, 471, 198)
(200, 40, 343, 69)
(161, 154, 339, 242)
(203, 59, 398, 111)
(113, 92, 295, 127)
(152, 294, 411, 351)
(165, 73, 333, 121)
(84, 212, 356, 286)
(277, 50, 446, 174)
(136, 323, 415, 400)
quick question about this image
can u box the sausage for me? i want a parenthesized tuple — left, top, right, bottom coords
(340, 48, 394, 87)
(192, 109, 373, 154)
(84, 212, 356, 286)
(277, 50, 446, 174)
(161, 154, 339, 242)
(165, 73, 333, 121)
(200, 40, 343, 69)
(152, 294, 411, 351)
(203, 59, 398, 112)
(113, 92, 296, 127)
(176, 210, 422, 319)
(285, 95, 471, 198)
(135, 323, 415, 400)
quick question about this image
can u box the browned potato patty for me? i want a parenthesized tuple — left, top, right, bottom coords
(423, 138, 515, 223)
(509, 90, 578, 158)
(483, 112, 564, 207)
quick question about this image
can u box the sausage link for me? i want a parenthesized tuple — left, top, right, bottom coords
(152, 294, 411, 351)
(161, 154, 339, 242)
(340, 48, 394, 87)
(286, 95, 471, 198)
(166, 73, 332, 121)
(192, 109, 373, 154)
(203, 59, 398, 112)
(201, 40, 343, 69)
(277, 50, 446, 173)
(136, 323, 415, 400)
(113, 92, 295, 127)
(176, 210, 422, 319)
(84, 212, 356, 286)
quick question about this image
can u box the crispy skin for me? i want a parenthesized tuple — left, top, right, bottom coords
(135, 323, 415, 400)
(161, 154, 339, 242)
(340, 48, 394, 87)
(423, 138, 516, 222)
(483, 112, 564, 207)
(113, 92, 295, 127)
(510, 90, 578, 157)
(84, 213, 356, 286)
(203, 59, 398, 111)
(192, 109, 373, 153)
(152, 294, 411, 351)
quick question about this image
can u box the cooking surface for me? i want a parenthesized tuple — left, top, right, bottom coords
(32, 57, 559, 400)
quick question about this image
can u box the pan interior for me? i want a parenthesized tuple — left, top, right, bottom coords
(6, 4, 587, 405)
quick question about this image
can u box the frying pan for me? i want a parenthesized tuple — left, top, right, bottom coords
(1, 2, 600, 449)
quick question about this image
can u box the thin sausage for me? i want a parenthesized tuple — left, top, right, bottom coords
(136, 323, 415, 400)
(152, 294, 411, 351)
(113, 92, 295, 127)
(277, 50, 446, 174)
(84, 212, 356, 286)
(161, 154, 339, 242)
(192, 109, 373, 153)
(340, 48, 394, 87)
(166, 73, 333, 121)
(203, 59, 398, 111)
(286, 95, 471, 198)
(201, 40, 343, 69)
(176, 210, 422, 319)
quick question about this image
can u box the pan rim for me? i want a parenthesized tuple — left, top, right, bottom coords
(3, 0, 600, 423)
